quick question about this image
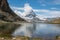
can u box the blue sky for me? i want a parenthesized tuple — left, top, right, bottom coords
(8, 0, 60, 9)
(8, 0, 60, 18)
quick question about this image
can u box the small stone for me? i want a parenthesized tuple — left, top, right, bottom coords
(1, 38, 4, 39)
(12, 37, 16, 40)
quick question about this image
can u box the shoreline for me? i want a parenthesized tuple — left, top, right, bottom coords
(0, 36, 60, 40)
(0, 20, 60, 24)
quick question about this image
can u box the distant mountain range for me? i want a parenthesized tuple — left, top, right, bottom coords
(0, 0, 25, 22)
(45, 17, 60, 23)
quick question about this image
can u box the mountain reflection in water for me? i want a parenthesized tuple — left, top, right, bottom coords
(12, 23, 36, 37)
(12, 23, 60, 38)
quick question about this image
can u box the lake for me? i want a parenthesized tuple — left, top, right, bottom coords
(12, 23, 60, 39)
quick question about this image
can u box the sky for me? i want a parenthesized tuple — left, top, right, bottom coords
(8, 0, 60, 18)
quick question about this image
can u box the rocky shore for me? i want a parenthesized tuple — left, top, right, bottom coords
(0, 36, 60, 40)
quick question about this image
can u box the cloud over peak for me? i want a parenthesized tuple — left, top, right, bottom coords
(22, 3, 33, 16)
(24, 3, 32, 12)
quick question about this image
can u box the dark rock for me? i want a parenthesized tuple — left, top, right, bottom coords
(0, 0, 25, 22)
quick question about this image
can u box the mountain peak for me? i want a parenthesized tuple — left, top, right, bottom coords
(25, 10, 36, 18)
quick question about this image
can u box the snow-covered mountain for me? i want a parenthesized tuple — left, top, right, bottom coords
(13, 3, 46, 22)
(24, 10, 42, 22)
(25, 10, 36, 18)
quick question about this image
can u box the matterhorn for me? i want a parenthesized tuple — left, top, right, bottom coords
(14, 3, 45, 22)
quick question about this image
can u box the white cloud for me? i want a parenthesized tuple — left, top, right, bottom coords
(41, 4, 46, 6)
(11, 3, 33, 17)
(49, 11, 60, 15)
(12, 6, 60, 18)
(33, 9, 49, 12)
(53, 0, 60, 4)
(34, 9, 60, 18)
(51, 8, 57, 10)
(38, 0, 60, 5)
(24, 3, 32, 12)
(11, 6, 24, 10)
(11, 3, 60, 18)
(23, 3, 33, 16)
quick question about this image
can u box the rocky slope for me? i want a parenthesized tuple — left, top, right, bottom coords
(0, 0, 25, 22)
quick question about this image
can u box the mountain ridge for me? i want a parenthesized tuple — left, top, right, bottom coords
(0, 0, 25, 22)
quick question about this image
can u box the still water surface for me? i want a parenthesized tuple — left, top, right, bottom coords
(12, 23, 60, 38)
